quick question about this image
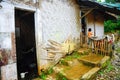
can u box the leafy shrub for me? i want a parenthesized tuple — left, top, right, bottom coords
(104, 20, 120, 33)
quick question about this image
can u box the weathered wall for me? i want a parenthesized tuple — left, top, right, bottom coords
(0, 2, 17, 80)
(0, 0, 81, 78)
(86, 12, 104, 37)
(38, 0, 80, 70)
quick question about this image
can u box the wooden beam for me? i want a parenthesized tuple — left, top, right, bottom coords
(105, 11, 119, 19)
(80, 8, 94, 19)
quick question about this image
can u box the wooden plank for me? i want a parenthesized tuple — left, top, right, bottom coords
(48, 40, 62, 47)
(80, 8, 94, 19)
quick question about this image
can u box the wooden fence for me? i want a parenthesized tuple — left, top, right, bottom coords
(80, 32, 113, 56)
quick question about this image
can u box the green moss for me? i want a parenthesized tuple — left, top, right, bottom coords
(59, 59, 68, 66)
(59, 51, 82, 65)
(116, 47, 120, 53)
(99, 61, 114, 75)
(39, 72, 47, 80)
(104, 61, 114, 73)
(47, 67, 54, 74)
(39, 67, 54, 79)
(56, 73, 67, 80)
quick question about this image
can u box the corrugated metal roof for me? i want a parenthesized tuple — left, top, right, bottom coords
(97, 2, 120, 10)
(77, 0, 120, 15)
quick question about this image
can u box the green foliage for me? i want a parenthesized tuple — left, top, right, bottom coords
(98, 70, 104, 75)
(39, 67, 53, 79)
(56, 73, 67, 80)
(64, 51, 81, 61)
(47, 67, 54, 74)
(59, 59, 68, 66)
(98, 61, 114, 75)
(59, 51, 81, 65)
(104, 20, 120, 33)
(39, 72, 47, 80)
(116, 47, 120, 53)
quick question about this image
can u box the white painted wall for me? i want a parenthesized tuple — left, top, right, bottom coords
(0, 2, 17, 80)
(0, 2, 15, 33)
(86, 12, 104, 37)
(39, 0, 80, 67)
(0, 2, 15, 49)
(41, 1, 80, 43)
(0, 0, 81, 76)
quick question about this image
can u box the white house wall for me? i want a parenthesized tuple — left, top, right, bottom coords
(0, 2, 15, 33)
(41, 1, 80, 43)
(86, 12, 104, 37)
(95, 15, 104, 37)
(0, 2, 17, 80)
(0, 0, 81, 78)
(39, 0, 80, 69)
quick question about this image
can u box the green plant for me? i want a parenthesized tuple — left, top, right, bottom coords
(56, 73, 67, 80)
(98, 70, 104, 75)
(39, 67, 54, 79)
(104, 20, 120, 33)
(104, 61, 114, 72)
(72, 51, 81, 58)
(39, 72, 47, 80)
(59, 59, 68, 66)
(116, 47, 120, 53)
(98, 61, 114, 75)
(47, 67, 54, 74)
(64, 56, 73, 61)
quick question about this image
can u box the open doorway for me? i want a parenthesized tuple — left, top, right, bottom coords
(15, 9, 38, 79)
(81, 12, 87, 43)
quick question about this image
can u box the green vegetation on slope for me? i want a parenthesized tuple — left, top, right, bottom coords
(104, 20, 120, 33)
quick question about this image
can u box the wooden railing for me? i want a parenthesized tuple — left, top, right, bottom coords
(89, 37, 113, 56)
(80, 32, 113, 56)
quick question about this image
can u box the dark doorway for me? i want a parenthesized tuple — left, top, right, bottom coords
(15, 9, 38, 79)
(81, 12, 87, 43)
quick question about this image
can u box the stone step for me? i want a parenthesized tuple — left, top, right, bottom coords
(99, 56, 110, 68)
(81, 67, 100, 80)
(37, 52, 110, 80)
(53, 63, 93, 80)
(78, 54, 104, 66)
(78, 48, 90, 54)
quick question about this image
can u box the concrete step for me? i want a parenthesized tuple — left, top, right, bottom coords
(99, 56, 110, 68)
(78, 48, 90, 55)
(53, 62, 93, 80)
(78, 54, 104, 66)
(81, 67, 100, 80)
(37, 52, 110, 80)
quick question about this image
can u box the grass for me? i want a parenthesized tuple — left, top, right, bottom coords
(56, 73, 67, 80)
(65, 51, 81, 60)
(98, 61, 114, 75)
(39, 67, 54, 80)
(59, 51, 82, 65)
(116, 47, 120, 53)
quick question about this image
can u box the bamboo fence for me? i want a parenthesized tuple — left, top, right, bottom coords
(80, 32, 113, 56)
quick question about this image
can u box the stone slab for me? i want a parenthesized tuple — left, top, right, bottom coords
(81, 67, 100, 80)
